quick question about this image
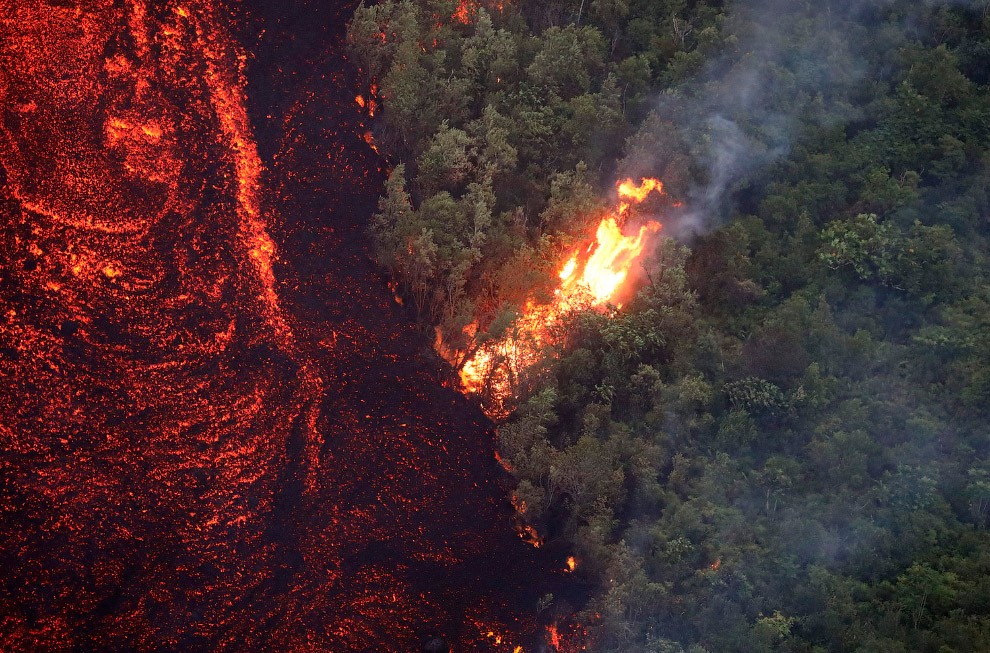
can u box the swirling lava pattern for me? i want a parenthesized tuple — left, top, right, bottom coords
(0, 1, 568, 650)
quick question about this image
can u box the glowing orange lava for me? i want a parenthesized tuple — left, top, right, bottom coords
(0, 1, 572, 650)
(453, 178, 664, 414)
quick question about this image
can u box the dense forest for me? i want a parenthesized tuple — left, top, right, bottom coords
(346, 0, 990, 651)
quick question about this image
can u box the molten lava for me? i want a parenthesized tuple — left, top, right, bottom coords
(455, 179, 664, 414)
(0, 1, 576, 650)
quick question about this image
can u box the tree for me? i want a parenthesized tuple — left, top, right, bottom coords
(818, 213, 899, 284)
(526, 26, 607, 99)
(892, 563, 959, 631)
(370, 164, 417, 274)
(416, 121, 475, 195)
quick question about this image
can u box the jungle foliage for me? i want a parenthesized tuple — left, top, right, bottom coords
(347, 1, 990, 650)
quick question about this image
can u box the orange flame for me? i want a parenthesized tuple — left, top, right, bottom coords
(565, 556, 576, 572)
(618, 177, 662, 204)
(452, 0, 506, 24)
(518, 524, 543, 548)
(562, 216, 660, 304)
(454, 178, 664, 411)
(548, 623, 561, 650)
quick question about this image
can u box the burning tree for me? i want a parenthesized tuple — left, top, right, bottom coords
(452, 177, 666, 416)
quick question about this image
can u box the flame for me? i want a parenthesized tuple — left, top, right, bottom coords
(510, 493, 526, 513)
(558, 256, 577, 281)
(518, 524, 543, 548)
(548, 623, 561, 650)
(453, 178, 664, 412)
(453, 1, 506, 24)
(453, 1, 476, 23)
(566, 556, 576, 572)
(617, 177, 662, 204)
(563, 217, 660, 304)
(361, 130, 379, 154)
(451, 0, 505, 25)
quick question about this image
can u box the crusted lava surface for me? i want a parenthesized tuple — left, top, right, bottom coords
(0, 1, 568, 650)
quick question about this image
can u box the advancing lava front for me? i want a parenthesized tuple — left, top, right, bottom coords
(0, 1, 569, 651)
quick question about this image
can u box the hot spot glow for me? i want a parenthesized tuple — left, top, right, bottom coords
(453, 1, 476, 23)
(452, 178, 664, 414)
(453, 0, 506, 24)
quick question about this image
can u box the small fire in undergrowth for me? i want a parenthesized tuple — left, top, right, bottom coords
(565, 556, 576, 572)
(547, 623, 562, 650)
(453, 0, 507, 24)
(355, 79, 378, 116)
(452, 178, 664, 414)
(518, 523, 543, 548)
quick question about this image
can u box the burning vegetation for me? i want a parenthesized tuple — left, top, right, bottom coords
(453, 0, 506, 25)
(454, 178, 665, 415)
(349, 1, 990, 652)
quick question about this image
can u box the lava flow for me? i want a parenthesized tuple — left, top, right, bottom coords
(0, 1, 577, 651)
(455, 180, 664, 413)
